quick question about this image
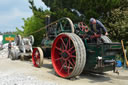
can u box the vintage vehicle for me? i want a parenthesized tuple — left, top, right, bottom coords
(32, 17, 122, 78)
(9, 35, 34, 60)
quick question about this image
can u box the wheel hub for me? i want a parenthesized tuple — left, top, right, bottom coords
(61, 52, 69, 59)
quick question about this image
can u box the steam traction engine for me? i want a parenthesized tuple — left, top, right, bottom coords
(9, 35, 34, 60)
(32, 17, 122, 78)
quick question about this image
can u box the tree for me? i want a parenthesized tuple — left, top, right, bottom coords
(102, 0, 128, 42)
(16, 0, 128, 44)
(42, 0, 120, 22)
(16, 0, 51, 46)
(103, 7, 128, 42)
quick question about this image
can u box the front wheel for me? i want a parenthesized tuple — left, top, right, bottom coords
(51, 33, 86, 78)
(32, 47, 44, 68)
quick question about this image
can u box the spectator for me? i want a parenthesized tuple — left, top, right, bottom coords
(8, 40, 12, 58)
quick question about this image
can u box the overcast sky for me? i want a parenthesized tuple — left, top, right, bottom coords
(0, 0, 48, 33)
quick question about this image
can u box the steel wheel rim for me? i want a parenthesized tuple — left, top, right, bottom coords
(56, 17, 75, 34)
(51, 34, 77, 78)
(32, 48, 40, 67)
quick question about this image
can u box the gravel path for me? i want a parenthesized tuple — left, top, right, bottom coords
(0, 48, 128, 85)
(0, 48, 58, 85)
(0, 48, 8, 58)
(0, 72, 58, 85)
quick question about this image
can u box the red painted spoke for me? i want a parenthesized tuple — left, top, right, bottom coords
(36, 54, 40, 59)
(55, 57, 63, 61)
(65, 60, 68, 69)
(37, 55, 40, 59)
(59, 61, 67, 72)
(70, 55, 76, 58)
(71, 58, 75, 65)
(67, 63, 70, 74)
(68, 46, 74, 52)
(70, 49, 76, 54)
(68, 60, 74, 68)
(34, 58, 36, 63)
(61, 44, 64, 50)
(66, 38, 71, 49)
(55, 47, 63, 52)
(60, 38, 67, 50)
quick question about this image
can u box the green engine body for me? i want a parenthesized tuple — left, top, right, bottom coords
(41, 17, 122, 73)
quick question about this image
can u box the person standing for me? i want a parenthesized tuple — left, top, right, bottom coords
(8, 40, 12, 58)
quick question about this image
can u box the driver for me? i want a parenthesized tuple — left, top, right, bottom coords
(90, 18, 108, 36)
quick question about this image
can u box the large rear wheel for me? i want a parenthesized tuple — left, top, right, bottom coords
(51, 33, 86, 78)
(32, 47, 44, 68)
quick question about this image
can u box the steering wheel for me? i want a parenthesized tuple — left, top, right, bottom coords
(78, 22, 89, 32)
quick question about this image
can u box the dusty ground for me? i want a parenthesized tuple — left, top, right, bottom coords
(0, 49, 128, 85)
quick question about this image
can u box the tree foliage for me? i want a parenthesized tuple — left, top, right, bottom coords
(16, 0, 51, 46)
(15, 0, 128, 44)
(104, 7, 128, 42)
(42, 0, 120, 22)
(42, 0, 128, 42)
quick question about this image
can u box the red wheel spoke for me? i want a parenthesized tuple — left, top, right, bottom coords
(61, 44, 64, 50)
(68, 46, 74, 52)
(70, 55, 76, 58)
(68, 60, 74, 68)
(37, 56, 40, 60)
(71, 58, 75, 65)
(36, 55, 39, 59)
(66, 38, 71, 49)
(55, 57, 63, 61)
(70, 49, 76, 54)
(67, 63, 70, 74)
(60, 38, 67, 50)
(59, 61, 67, 72)
(55, 47, 63, 52)
(65, 60, 68, 69)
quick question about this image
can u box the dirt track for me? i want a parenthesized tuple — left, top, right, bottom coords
(0, 55, 128, 85)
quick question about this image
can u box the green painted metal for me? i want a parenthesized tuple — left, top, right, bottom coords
(43, 39, 53, 47)
(2, 34, 15, 44)
(85, 42, 122, 72)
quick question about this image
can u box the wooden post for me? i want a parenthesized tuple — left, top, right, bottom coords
(121, 40, 128, 67)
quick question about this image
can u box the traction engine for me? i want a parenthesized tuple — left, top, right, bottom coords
(32, 17, 122, 78)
